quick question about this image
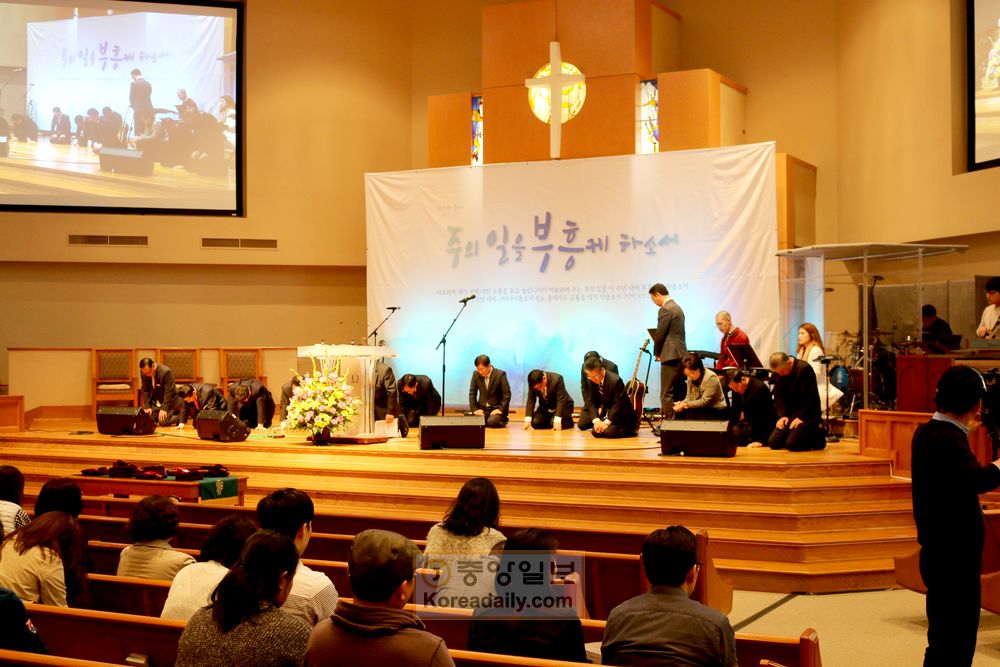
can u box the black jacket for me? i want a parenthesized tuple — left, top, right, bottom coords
(771, 359, 820, 423)
(469, 368, 512, 417)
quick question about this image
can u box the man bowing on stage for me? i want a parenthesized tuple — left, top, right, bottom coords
(583, 356, 637, 439)
(468, 355, 511, 428)
(524, 369, 574, 431)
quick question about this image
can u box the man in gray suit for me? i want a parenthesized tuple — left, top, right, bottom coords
(468, 354, 511, 428)
(649, 283, 687, 431)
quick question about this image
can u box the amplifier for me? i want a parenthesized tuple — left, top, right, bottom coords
(419, 415, 485, 450)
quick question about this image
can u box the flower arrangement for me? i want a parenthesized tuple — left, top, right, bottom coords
(285, 357, 361, 443)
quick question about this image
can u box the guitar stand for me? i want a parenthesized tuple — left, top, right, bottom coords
(640, 345, 656, 431)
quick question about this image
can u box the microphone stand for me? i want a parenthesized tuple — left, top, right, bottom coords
(820, 357, 839, 443)
(367, 309, 398, 347)
(641, 346, 655, 430)
(436, 301, 469, 416)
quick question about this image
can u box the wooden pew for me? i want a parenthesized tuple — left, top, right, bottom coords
(29, 597, 822, 667)
(0, 650, 119, 667)
(76, 514, 731, 619)
(85, 573, 171, 617)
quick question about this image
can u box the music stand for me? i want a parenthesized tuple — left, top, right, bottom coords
(728, 343, 762, 369)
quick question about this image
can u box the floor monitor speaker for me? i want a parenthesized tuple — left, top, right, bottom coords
(659, 419, 735, 457)
(99, 147, 153, 176)
(419, 415, 485, 450)
(195, 410, 250, 443)
(96, 406, 156, 436)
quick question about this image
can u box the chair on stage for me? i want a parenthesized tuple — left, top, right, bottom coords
(156, 348, 201, 384)
(219, 348, 265, 389)
(92, 348, 137, 419)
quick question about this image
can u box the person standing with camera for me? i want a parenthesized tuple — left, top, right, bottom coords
(911, 365, 1000, 666)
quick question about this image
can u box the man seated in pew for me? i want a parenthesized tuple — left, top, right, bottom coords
(0, 512, 87, 607)
(257, 488, 339, 626)
(467, 528, 588, 663)
(601, 525, 737, 667)
(524, 369, 574, 431)
(728, 370, 778, 449)
(581, 355, 637, 439)
(305, 528, 456, 667)
(397, 373, 442, 428)
(139, 358, 184, 427)
(161, 515, 257, 621)
(117, 495, 195, 581)
(176, 530, 311, 667)
(578, 351, 618, 432)
(227, 378, 277, 430)
(280, 375, 301, 424)
(177, 383, 228, 428)
(468, 354, 511, 428)
(0, 587, 48, 653)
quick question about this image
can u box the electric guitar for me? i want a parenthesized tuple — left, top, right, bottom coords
(625, 339, 650, 431)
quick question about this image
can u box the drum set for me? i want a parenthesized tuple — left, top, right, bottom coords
(827, 329, 901, 417)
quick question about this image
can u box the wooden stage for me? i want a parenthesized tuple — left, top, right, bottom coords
(0, 418, 916, 594)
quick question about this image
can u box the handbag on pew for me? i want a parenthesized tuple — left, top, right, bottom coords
(196, 464, 230, 478)
(108, 460, 139, 478)
(168, 467, 204, 481)
(136, 465, 167, 481)
(80, 466, 109, 476)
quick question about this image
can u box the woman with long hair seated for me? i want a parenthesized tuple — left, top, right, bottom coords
(176, 530, 310, 667)
(673, 353, 729, 421)
(796, 322, 842, 414)
(424, 477, 505, 606)
(0, 511, 87, 607)
(117, 495, 195, 581)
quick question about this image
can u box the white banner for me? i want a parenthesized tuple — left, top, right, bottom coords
(27, 13, 225, 126)
(365, 142, 780, 407)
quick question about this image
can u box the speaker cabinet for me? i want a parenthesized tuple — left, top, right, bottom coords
(195, 410, 250, 443)
(659, 419, 735, 457)
(99, 147, 153, 176)
(96, 406, 156, 436)
(419, 415, 485, 450)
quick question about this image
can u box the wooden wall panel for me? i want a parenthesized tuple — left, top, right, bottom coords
(429, 93, 474, 168)
(481, 86, 551, 164)
(482, 0, 556, 89)
(658, 69, 721, 151)
(558, 0, 650, 78)
(859, 408, 991, 475)
(562, 74, 639, 159)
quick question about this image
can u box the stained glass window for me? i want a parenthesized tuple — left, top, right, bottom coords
(472, 95, 483, 166)
(638, 79, 659, 154)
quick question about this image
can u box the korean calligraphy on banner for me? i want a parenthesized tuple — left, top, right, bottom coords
(366, 143, 780, 407)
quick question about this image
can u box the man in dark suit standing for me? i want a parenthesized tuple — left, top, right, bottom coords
(583, 356, 636, 439)
(468, 354, 511, 428)
(767, 352, 823, 451)
(578, 351, 618, 431)
(649, 283, 687, 431)
(728, 370, 778, 447)
(912, 365, 1000, 667)
(139, 358, 184, 426)
(129, 68, 154, 136)
(177, 383, 227, 428)
(398, 374, 441, 428)
(373, 361, 398, 423)
(279, 375, 300, 423)
(227, 378, 276, 430)
(524, 369, 574, 431)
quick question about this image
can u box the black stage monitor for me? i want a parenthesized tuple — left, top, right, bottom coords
(195, 410, 250, 443)
(659, 419, 735, 458)
(419, 415, 485, 450)
(96, 406, 156, 436)
(727, 343, 762, 369)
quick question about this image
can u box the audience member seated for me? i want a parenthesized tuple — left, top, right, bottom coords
(305, 529, 456, 667)
(0, 512, 87, 607)
(0, 587, 48, 654)
(176, 530, 311, 667)
(601, 525, 737, 667)
(0, 465, 31, 536)
(257, 488, 339, 625)
(674, 353, 728, 421)
(728, 370, 778, 449)
(49, 106, 71, 144)
(468, 528, 587, 663)
(10, 113, 38, 142)
(424, 477, 505, 607)
(177, 382, 228, 428)
(117, 495, 195, 581)
(161, 515, 258, 621)
(228, 378, 277, 430)
(33, 478, 83, 518)
(767, 351, 825, 451)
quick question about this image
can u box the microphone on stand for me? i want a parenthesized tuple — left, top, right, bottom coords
(387, 306, 400, 311)
(459, 294, 477, 304)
